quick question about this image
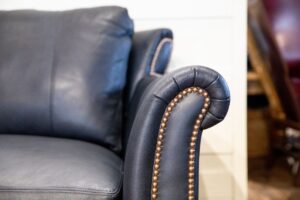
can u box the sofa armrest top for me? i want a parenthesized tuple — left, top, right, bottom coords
(126, 29, 173, 103)
(123, 65, 230, 200)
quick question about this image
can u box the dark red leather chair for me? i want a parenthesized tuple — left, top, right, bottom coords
(263, 0, 300, 103)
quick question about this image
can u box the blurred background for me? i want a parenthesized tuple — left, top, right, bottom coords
(8, 0, 300, 199)
(248, 0, 300, 199)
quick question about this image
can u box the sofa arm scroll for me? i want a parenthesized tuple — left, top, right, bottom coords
(123, 66, 230, 200)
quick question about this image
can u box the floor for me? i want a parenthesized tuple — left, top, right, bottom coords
(248, 158, 300, 200)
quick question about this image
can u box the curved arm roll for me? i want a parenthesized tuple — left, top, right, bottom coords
(123, 66, 230, 200)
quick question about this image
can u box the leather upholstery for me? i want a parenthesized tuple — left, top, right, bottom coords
(123, 76, 158, 149)
(123, 66, 230, 200)
(0, 6, 231, 200)
(123, 29, 173, 149)
(0, 134, 123, 200)
(126, 29, 173, 103)
(154, 93, 205, 200)
(0, 7, 133, 151)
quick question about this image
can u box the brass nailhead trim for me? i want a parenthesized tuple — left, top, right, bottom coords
(151, 87, 210, 200)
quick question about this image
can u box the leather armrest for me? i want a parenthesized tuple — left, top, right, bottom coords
(123, 29, 173, 149)
(123, 66, 230, 200)
(126, 29, 173, 103)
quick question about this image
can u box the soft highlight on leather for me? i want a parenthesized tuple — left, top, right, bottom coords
(0, 7, 133, 151)
(0, 135, 123, 200)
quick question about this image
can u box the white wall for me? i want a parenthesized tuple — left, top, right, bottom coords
(0, 1, 248, 199)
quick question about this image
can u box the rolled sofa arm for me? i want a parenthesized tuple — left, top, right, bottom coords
(123, 66, 230, 200)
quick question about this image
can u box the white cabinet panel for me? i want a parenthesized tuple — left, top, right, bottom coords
(201, 120, 233, 154)
(199, 155, 233, 200)
(135, 19, 233, 73)
(0, 0, 233, 19)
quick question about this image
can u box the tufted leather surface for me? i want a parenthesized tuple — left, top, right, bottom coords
(0, 7, 133, 151)
(0, 134, 123, 200)
(123, 66, 230, 200)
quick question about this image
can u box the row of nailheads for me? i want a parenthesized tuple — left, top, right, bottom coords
(151, 87, 210, 200)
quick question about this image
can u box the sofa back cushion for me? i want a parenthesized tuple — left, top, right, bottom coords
(0, 6, 133, 151)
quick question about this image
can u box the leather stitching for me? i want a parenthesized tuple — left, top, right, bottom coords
(0, 190, 120, 198)
(0, 168, 123, 195)
(0, 179, 122, 195)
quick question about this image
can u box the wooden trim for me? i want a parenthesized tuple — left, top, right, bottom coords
(247, 26, 286, 120)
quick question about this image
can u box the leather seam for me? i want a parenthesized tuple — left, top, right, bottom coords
(0, 189, 119, 197)
(49, 33, 56, 134)
(192, 68, 196, 86)
(172, 76, 181, 91)
(0, 168, 123, 195)
(49, 14, 63, 134)
(150, 38, 173, 76)
(154, 95, 169, 106)
(151, 87, 210, 200)
(207, 111, 223, 120)
(210, 97, 230, 101)
(204, 74, 220, 90)
(0, 182, 122, 195)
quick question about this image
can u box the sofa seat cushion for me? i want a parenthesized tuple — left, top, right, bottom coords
(0, 135, 123, 200)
